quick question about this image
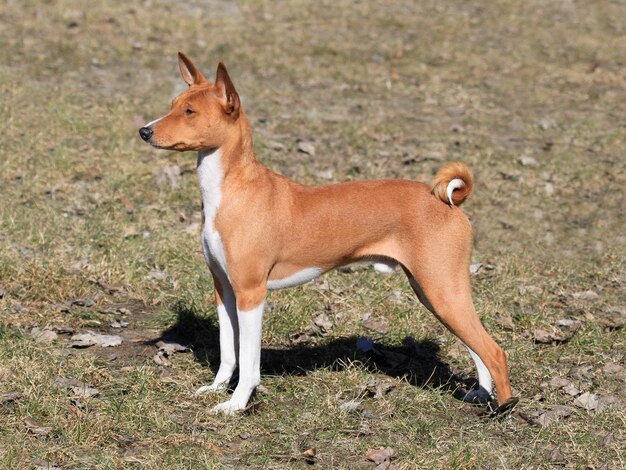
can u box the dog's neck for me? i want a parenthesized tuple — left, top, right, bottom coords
(197, 109, 261, 229)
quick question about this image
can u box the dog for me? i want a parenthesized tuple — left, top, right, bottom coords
(139, 52, 517, 415)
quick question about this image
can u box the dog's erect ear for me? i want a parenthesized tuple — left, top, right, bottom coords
(214, 62, 240, 116)
(178, 52, 206, 86)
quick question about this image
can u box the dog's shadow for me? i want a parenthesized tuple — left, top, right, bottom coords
(153, 301, 479, 401)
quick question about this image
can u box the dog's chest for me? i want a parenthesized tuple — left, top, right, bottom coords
(198, 150, 229, 277)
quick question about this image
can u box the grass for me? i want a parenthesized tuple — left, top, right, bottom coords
(1, 0, 625, 468)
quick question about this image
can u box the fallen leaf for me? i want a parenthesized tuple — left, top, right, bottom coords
(71, 385, 100, 398)
(555, 318, 581, 332)
(297, 141, 315, 156)
(70, 257, 89, 272)
(365, 447, 395, 465)
(599, 306, 625, 329)
(24, 417, 52, 436)
(544, 447, 565, 463)
(32, 459, 61, 470)
(148, 269, 168, 281)
(0, 391, 21, 404)
(31, 328, 58, 343)
(363, 317, 389, 334)
(340, 400, 362, 412)
(51, 325, 74, 335)
(495, 313, 516, 330)
(156, 341, 189, 354)
(572, 290, 599, 300)
(519, 285, 542, 295)
(311, 312, 333, 333)
(153, 351, 171, 367)
(364, 379, 396, 399)
(70, 332, 122, 348)
(301, 447, 316, 462)
(523, 405, 574, 427)
(573, 392, 598, 411)
(71, 297, 95, 307)
(596, 395, 624, 413)
(603, 363, 623, 374)
(54, 377, 87, 389)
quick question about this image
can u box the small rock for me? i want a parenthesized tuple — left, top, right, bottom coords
(519, 154, 539, 166)
(469, 263, 482, 275)
(297, 141, 316, 156)
(544, 182, 555, 196)
(110, 321, 129, 329)
(268, 141, 286, 151)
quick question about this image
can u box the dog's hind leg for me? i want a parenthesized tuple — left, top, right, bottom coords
(401, 224, 514, 407)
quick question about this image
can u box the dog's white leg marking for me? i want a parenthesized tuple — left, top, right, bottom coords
(212, 301, 264, 415)
(194, 280, 238, 396)
(446, 178, 465, 206)
(463, 346, 494, 403)
(193, 148, 242, 397)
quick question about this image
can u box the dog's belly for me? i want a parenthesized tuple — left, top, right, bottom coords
(266, 267, 322, 290)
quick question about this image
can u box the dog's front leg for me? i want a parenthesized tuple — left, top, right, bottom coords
(194, 271, 239, 396)
(212, 286, 265, 415)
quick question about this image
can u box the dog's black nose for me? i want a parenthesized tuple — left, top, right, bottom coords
(139, 127, 153, 141)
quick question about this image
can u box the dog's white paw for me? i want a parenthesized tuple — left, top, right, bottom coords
(211, 399, 245, 415)
(463, 386, 493, 404)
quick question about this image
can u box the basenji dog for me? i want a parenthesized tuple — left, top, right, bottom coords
(139, 52, 517, 415)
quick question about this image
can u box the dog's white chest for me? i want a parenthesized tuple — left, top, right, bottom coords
(198, 149, 229, 278)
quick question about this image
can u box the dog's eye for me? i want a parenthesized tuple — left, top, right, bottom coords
(184, 108, 194, 116)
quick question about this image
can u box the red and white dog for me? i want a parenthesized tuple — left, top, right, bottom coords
(139, 53, 516, 415)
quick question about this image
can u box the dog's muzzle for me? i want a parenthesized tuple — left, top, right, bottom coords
(139, 127, 153, 142)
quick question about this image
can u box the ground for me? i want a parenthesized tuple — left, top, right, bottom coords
(0, 0, 625, 468)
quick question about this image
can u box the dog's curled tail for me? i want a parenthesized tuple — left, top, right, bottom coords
(431, 162, 474, 206)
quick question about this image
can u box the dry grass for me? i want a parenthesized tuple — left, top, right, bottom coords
(1, 0, 625, 468)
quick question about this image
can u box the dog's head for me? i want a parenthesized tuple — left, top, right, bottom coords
(139, 52, 241, 151)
